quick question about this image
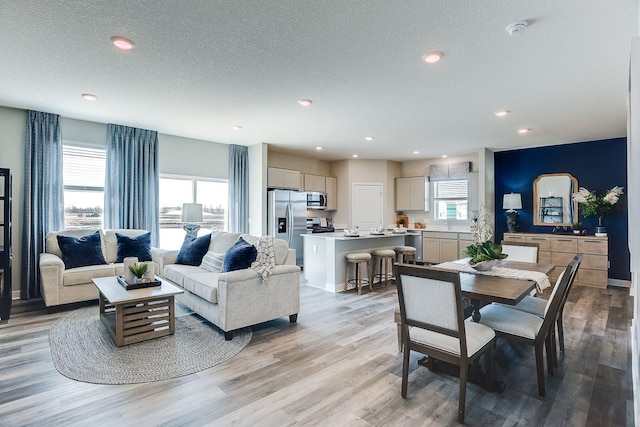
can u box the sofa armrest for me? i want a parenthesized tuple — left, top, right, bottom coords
(39, 253, 65, 306)
(151, 247, 179, 278)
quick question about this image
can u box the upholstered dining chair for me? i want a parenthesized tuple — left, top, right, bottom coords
(395, 264, 495, 423)
(509, 254, 583, 366)
(476, 257, 580, 397)
(500, 240, 540, 263)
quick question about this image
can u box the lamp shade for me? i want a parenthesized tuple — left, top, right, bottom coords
(181, 203, 203, 223)
(502, 193, 522, 210)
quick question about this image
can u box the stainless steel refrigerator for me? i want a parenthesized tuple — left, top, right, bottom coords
(267, 189, 307, 267)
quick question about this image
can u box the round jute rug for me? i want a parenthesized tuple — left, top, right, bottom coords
(49, 304, 251, 385)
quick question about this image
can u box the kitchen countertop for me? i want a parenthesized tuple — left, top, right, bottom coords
(302, 231, 420, 240)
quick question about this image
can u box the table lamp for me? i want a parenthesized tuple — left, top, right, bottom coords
(182, 203, 203, 238)
(503, 193, 522, 232)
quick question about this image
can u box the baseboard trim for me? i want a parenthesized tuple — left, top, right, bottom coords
(608, 278, 631, 288)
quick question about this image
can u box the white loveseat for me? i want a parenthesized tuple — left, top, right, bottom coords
(39, 229, 160, 307)
(153, 231, 300, 340)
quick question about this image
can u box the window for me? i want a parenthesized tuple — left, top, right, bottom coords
(63, 145, 106, 229)
(433, 179, 468, 221)
(159, 176, 228, 249)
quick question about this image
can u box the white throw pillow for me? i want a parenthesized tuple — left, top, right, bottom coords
(199, 251, 225, 273)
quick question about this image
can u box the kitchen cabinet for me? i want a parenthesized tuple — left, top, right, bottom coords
(303, 174, 326, 192)
(267, 167, 300, 190)
(395, 176, 428, 211)
(503, 232, 608, 288)
(422, 231, 461, 264)
(325, 176, 337, 210)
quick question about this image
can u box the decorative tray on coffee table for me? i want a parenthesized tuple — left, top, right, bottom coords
(117, 275, 162, 290)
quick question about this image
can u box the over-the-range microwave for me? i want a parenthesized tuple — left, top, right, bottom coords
(306, 192, 327, 209)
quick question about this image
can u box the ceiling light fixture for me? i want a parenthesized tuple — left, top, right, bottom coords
(441, 155, 448, 158)
(297, 99, 312, 107)
(413, 151, 420, 154)
(365, 136, 374, 141)
(231, 125, 242, 130)
(506, 21, 528, 36)
(518, 128, 530, 134)
(110, 36, 135, 50)
(81, 93, 97, 101)
(352, 154, 358, 158)
(315, 146, 323, 150)
(494, 110, 510, 117)
(422, 51, 443, 64)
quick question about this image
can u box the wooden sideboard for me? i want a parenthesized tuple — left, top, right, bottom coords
(503, 232, 608, 288)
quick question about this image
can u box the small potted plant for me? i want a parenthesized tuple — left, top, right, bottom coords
(572, 221, 582, 234)
(462, 240, 508, 271)
(128, 262, 150, 284)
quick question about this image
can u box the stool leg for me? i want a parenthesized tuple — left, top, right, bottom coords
(345, 262, 349, 292)
(356, 262, 362, 295)
(383, 258, 389, 288)
(367, 261, 373, 292)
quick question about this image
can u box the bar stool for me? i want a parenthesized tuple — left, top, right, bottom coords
(394, 246, 416, 264)
(371, 249, 395, 287)
(345, 252, 372, 295)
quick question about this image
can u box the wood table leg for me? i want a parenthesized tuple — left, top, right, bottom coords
(169, 296, 176, 335)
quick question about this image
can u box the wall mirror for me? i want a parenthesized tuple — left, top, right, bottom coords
(533, 173, 578, 226)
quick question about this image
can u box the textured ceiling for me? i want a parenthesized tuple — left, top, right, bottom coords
(0, 1, 637, 161)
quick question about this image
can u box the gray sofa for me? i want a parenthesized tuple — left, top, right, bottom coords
(153, 231, 300, 340)
(39, 228, 160, 307)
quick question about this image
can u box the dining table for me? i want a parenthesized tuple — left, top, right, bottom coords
(435, 259, 556, 322)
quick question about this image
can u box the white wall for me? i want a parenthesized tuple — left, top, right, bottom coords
(158, 133, 228, 179)
(0, 107, 26, 297)
(268, 150, 331, 176)
(248, 143, 267, 236)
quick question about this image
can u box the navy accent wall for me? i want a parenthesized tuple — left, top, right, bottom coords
(494, 137, 629, 281)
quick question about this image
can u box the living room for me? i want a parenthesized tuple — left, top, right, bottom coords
(1, 2, 639, 425)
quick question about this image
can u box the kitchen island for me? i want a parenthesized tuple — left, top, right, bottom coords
(302, 231, 420, 292)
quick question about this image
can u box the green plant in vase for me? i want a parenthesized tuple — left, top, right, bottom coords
(128, 262, 149, 283)
(572, 186, 623, 236)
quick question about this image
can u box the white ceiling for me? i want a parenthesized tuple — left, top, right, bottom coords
(0, 1, 637, 161)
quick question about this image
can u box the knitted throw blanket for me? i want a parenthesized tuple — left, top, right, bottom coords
(435, 259, 551, 293)
(251, 235, 276, 282)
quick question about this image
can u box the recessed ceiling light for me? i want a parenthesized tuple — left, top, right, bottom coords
(441, 155, 448, 158)
(506, 21, 528, 36)
(81, 93, 97, 101)
(422, 51, 443, 64)
(315, 146, 323, 150)
(494, 110, 510, 117)
(352, 154, 358, 158)
(231, 125, 242, 131)
(365, 136, 374, 141)
(413, 151, 420, 155)
(518, 128, 530, 134)
(297, 99, 312, 107)
(110, 36, 135, 50)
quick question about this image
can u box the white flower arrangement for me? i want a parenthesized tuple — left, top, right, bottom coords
(572, 186, 624, 219)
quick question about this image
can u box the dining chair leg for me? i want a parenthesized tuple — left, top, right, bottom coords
(396, 324, 402, 352)
(557, 310, 565, 352)
(551, 327, 558, 367)
(458, 362, 468, 423)
(401, 333, 410, 398)
(545, 334, 554, 376)
(484, 342, 494, 392)
(535, 343, 546, 397)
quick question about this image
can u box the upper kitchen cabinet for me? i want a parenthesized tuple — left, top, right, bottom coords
(303, 174, 326, 193)
(325, 176, 337, 210)
(395, 176, 428, 211)
(267, 167, 301, 190)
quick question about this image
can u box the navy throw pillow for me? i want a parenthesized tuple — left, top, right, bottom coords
(176, 233, 212, 266)
(57, 231, 107, 269)
(223, 237, 258, 272)
(115, 232, 152, 263)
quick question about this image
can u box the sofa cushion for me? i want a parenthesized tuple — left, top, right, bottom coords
(182, 272, 220, 304)
(223, 237, 258, 272)
(115, 232, 152, 262)
(176, 233, 212, 266)
(103, 229, 149, 264)
(200, 251, 224, 273)
(46, 229, 105, 259)
(164, 264, 203, 286)
(241, 234, 289, 265)
(63, 264, 116, 286)
(208, 231, 242, 254)
(57, 231, 108, 269)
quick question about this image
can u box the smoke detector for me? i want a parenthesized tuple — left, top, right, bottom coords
(506, 21, 528, 35)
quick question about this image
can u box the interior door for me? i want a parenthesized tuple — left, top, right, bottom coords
(352, 183, 383, 230)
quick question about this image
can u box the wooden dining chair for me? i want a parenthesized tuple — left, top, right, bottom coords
(395, 264, 495, 423)
(500, 240, 540, 263)
(476, 257, 580, 397)
(509, 254, 583, 365)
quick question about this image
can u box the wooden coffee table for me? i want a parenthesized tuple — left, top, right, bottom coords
(92, 276, 184, 347)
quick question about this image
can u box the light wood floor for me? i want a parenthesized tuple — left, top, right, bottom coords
(0, 278, 634, 426)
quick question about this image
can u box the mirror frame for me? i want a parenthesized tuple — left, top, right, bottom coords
(533, 173, 579, 226)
